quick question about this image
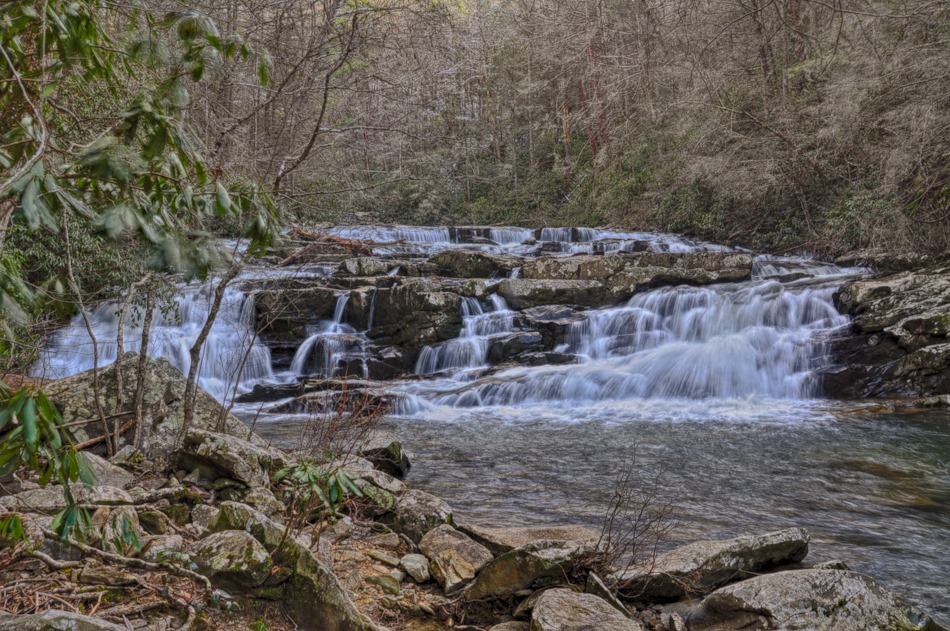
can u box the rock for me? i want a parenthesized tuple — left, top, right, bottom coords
(586, 572, 630, 616)
(251, 280, 346, 342)
(138, 509, 170, 535)
(688, 569, 943, 631)
(218, 485, 286, 518)
(338, 257, 394, 277)
(490, 624, 531, 631)
(464, 539, 595, 601)
(44, 353, 267, 457)
(139, 534, 185, 562)
(420, 525, 493, 594)
(812, 559, 851, 570)
(835, 249, 935, 274)
(368, 281, 464, 361)
(401, 553, 431, 582)
(383, 489, 453, 543)
(429, 250, 519, 278)
(189, 530, 274, 590)
(0, 485, 133, 514)
(489, 332, 545, 363)
(497, 279, 610, 310)
(614, 528, 810, 602)
(825, 265, 950, 398)
(530, 589, 645, 631)
(367, 573, 402, 595)
(80, 453, 133, 488)
(179, 429, 285, 487)
(461, 523, 599, 556)
(209, 501, 286, 551)
(368, 550, 401, 567)
(0, 610, 127, 630)
(359, 431, 412, 478)
(101, 506, 146, 555)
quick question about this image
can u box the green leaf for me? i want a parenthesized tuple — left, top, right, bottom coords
(20, 397, 38, 453)
(76, 451, 96, 486)
(215, 182, 232, 216)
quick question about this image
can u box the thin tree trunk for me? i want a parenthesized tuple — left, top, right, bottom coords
(133, 280, 156, 451)
(177, 265, 241, 448)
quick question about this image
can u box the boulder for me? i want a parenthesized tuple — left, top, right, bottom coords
(382, 489, 453, 543)
(189, 530, 274, 590)
(461, 523, 599, 556)
(218, 485, 286, 518)
(419, 525, 493, 594)
(179, 429, 285, 487)
(44, 353, 267, 457)
(359, 431, 412, 478)
(497, 279, 610, 310)
(208, 501, 286, 551)
(688, 569, 944, 631)
(400, 553, 431, 583)
(825, 265, 950, 398)
(368, 280, 463, 360)
(139, 534, 185, 562)
(80, 453, 133, 488)
(337, 257, 394, 277)
(614, 528, 810, 602)
(0, 610, 127, 631)
(429, 250, 519, 278)
(464, 539, 596, 601)
(530, 589, 645, 631)
(0, 486, 133, 515)
(101, 506, 146, 555)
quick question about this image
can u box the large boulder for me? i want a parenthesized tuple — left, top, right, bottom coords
(824, 264, 950, 398)
(179, 429, 285, 487)
(368, 280, 463, 361)
(688, 569, 944, 631)
(497, 279, 610, 309)
(461, 523, 599, 556)
(0, 610, 127, 631)
(419, 525, 494, 594)
(614, 528, 810, 602)
(530, 589, 645, 631)
(464, 539, 596, 601)
(189, 530, 274, 590)
(44, 353, 266, 458)
(429, 250, 520, 278)
(0, 486, 132, 514)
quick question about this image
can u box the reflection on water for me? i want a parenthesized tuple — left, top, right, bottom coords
(253, 402, 950, 624)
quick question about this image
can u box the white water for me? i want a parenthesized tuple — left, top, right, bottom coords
(289, 293, 370, 379)
(415, 295, 515, 377)
(33, 283, 273, 400)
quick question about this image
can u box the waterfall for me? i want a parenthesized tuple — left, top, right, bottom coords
(413, 276, 849, 408)
(415, 295, 515, 377)
(289, 293, 370, 379)
(33, 282, 274, 401)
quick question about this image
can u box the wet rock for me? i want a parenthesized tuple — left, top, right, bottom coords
(517, 306, 587, 348)
(825, 264, 950, 397)
(0, 610, 127, 631)
(382, 489, 454, 543)
(401, 553, 431, 582)
(614, 528, 810, 602)
(368, 281, 463, 360)
(464, 539, 595, 601)
(461, 523, 599, 556)
(688, 569, 943, 631)
(420, 525, 493, 594)
(190, 530, 274, 590)
(360, 431, 412, 478)
(179, 429, 285, 487)
(489, 332, 545, 363)
(835, 249, 935, 274)
(530, 589, 646, 631)
(44, 353, 266, 457)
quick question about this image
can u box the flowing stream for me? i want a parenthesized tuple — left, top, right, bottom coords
(32, 226, 950, 622)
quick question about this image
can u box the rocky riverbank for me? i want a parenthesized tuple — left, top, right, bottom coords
(0, 355, 945, 631)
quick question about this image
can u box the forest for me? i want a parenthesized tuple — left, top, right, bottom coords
(0, 2, 949, 631)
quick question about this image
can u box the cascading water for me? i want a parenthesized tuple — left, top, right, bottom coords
(33, 282, 273, 401)
(401, 261, 855, 411)
(415, 295, 515, 377)
(289, 293, 370, 379)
